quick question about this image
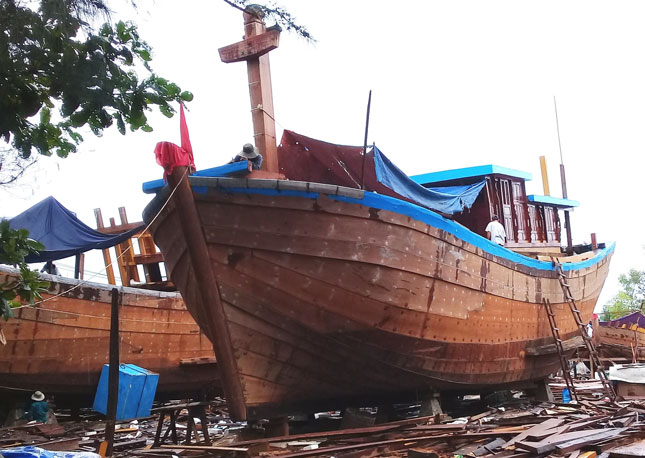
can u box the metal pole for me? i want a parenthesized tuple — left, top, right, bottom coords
(360, 90, 372, 190)
(74, 254, 81, 279)
(554, 97, 573, 253)
(554, 96, 564, 165)
(104, 288, 120, 457)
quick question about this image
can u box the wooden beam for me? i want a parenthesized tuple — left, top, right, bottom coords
(219, 7, 280, 174)
(94, 209, 116, 285)
(103, 288, 120, 458)
(526, 335, 583, 356)
(218, 28, 280, 63)
(118, 208, 140, 285)
(133, 253, 165, 265)
(96, 222, 143, 234)
(160, 445, 248, 452)
(167, 166, 247, 420)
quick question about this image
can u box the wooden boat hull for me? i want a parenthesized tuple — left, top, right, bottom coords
(0, 266, 218, 401)
(146, 176, 613, 419)
(597, 325, 645, 360)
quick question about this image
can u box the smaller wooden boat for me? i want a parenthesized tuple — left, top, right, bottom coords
(597, 312, 645, 361)
(1, 198, 219, 404)
(0, 265, 218, 403)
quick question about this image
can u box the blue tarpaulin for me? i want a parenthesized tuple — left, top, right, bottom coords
(6, 197, 142, 263)
(373, 147, 486, 214)
(278, 131, 486, 215)
(0, 447, 100, 458)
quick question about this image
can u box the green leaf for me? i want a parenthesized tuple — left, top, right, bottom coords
(99, 24, 113, 37)
(129, 109, 147, 129)
(159, 104, 174, 118)
(1, 299, 14, 321)
(40, 107, 51, 124)
(115, 114, 126, 135)
(166, 83, 180, 97)
(116, 21, 131, 42)
(69, 110, 90, 128)
(136, 49, 151, 61)
(180, 91, 194, 102)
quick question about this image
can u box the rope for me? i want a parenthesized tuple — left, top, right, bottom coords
(253, 105, 287, 131)
(11, 167, 190, 311)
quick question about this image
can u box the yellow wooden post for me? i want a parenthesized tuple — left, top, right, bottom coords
(539, 156, 550, 196)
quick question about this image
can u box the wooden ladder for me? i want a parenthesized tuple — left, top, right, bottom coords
(543, 297, 578, 401)
(553, 259, 616, 400)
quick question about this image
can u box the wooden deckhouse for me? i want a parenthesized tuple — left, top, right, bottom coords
(411, 165, 580, 255)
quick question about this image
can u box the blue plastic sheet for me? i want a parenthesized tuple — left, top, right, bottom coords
(0, 447, 100, 458)
(373, 147, 486, 214)
(7, 197, 143, 263)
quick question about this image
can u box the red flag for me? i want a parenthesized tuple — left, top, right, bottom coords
(154, 103, 196, 181)
(180, 103, 194, 166)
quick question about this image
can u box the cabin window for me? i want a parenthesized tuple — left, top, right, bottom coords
(544, 207, 557, 242)
(499, 179, 514, 242)
(512, 181, 528, 243)
(528, 205, 542, 243)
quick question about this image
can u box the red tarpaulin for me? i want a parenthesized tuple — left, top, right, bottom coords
(278, 130, 399, 198)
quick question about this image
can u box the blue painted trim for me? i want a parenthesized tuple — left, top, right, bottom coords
(411, 164, 532, 185)
(189, 182, 614, 273)
(142, 162, 250, 194)
(194, 185, 319, 200)
(528, 195, 580, 208)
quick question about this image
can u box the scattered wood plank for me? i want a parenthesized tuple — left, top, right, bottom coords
(473, 437, 506, 456)
(556, 429, 628, 454)
(35, 437, 80, 451)
(160, 445, 249, 452)
(407, 449, 439, 458)
(112, 438, 148, 451)
(608, 439, 645, 458)
(502, 418, 566, 448)
(517, 429, 621, 454)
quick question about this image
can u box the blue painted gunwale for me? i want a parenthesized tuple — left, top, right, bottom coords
(411, 164, 533, 185)
(528, 194, 580, 208)
(142, 161, 250, 194)
(190, 183, 614, 273)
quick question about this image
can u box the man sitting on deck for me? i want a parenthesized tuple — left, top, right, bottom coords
(486, 215, 506, 246)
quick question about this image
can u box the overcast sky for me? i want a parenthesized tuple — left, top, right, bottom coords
(2, 0, 643, 307)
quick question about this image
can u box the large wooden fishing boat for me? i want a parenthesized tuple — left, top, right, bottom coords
(142, 8, 613, 420)
(144, 158, 612, 419)
(0, 265, 218, 402)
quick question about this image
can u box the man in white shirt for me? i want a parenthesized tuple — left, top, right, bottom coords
(485, 215, 506, 246)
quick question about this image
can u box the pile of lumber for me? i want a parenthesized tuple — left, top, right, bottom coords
(3, 397, 645, 458)
(158, 401, 645, 458)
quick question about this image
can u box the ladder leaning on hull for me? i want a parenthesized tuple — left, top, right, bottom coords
(543, 297, 578, 401)
(543, 259, 616, 401)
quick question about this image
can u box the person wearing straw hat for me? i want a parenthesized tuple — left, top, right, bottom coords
(25, 391, 49, 423)
(230, 143, 263, 171)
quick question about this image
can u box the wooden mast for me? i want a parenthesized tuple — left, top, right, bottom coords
(219, 5, 281, 175)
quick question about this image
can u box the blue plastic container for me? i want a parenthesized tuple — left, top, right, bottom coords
(562, 388, 571, 403)
(92, 364, 159, 420)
